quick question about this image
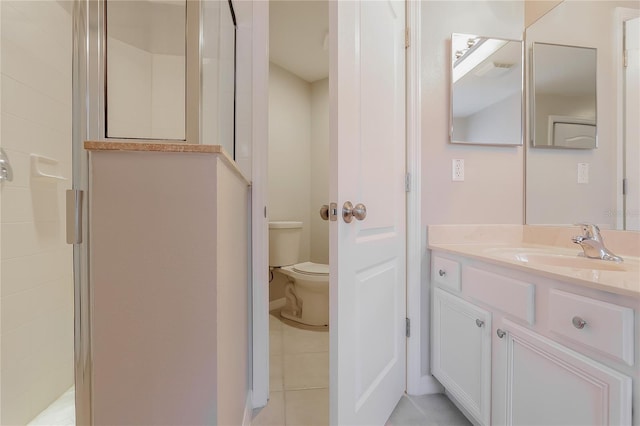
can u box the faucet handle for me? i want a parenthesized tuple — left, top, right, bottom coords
(574, 223, 601, 240)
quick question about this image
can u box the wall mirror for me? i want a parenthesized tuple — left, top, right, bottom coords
(525, 1, 640, 230)
(106, 0, 187, 140)
(450, 33, 523, 146)
(531, 42, 597, 149)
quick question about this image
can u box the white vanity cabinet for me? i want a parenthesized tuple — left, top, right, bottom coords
(432, 287, 492, 425)
(430, 253, 636, 426)
(493, 319, 632, 426)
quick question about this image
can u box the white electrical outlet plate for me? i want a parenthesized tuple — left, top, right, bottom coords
(577, 163, 589, 184)
(452, 159, 464, 181)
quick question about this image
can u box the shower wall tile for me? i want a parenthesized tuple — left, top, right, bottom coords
(1, 1, 74, 424)
(1, 75, 70, 136)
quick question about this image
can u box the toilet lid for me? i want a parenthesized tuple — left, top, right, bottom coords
(293, 262, 329, 275)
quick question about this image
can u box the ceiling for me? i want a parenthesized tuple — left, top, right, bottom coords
(269, 0, 329, 83)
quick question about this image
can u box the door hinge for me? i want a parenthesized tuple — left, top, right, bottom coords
(405, 27, 410, 49)
(623, 178, 628, 195)
(406, 317, 410, 337)
(405, 173, 411, 192)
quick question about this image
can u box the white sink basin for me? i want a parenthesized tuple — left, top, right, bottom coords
(485, 247, 627, 272)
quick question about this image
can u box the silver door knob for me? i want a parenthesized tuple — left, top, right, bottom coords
(475, 319, 484, 328)
(342, 201, 367, 223)
(319, 205, 329, 221)
(496, 329, 506, 338)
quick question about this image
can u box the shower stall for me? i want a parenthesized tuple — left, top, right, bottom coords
(0, 0, 237, 424)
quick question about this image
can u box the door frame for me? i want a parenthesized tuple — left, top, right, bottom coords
(249, 0, 438, 410)
(614, 7, 640, 230)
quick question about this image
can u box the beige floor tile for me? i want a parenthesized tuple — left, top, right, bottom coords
(270, 354, 284, 392)
(285, 388, 329, 426)
(282, 324, 329, 354)
(283, 352, 329, 390)
(252, 391, 285, 426)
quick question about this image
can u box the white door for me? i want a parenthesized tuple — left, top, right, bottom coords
(329, 1, 406, 425)
(625, 17, 640, 230)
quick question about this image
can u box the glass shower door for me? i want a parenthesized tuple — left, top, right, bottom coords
(0, 1, 76, 424)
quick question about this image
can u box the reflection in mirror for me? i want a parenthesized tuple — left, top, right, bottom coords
(450, 33, 523, 146)
(106, 0, 186, 140)
(203, 1, 236, 155)
(531, 43, 597, 149)
(525, 1, 640, 230)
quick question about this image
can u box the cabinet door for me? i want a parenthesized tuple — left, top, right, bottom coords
(495, 319, 632, 426)
(432, 287, 491, 425)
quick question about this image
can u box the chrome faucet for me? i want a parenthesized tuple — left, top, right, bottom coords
(572, 223, 623, 262)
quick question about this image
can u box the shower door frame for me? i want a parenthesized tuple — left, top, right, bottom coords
(72, 1, 100, 423)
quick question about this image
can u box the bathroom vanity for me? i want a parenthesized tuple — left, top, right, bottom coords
(428, 225, 639, 426)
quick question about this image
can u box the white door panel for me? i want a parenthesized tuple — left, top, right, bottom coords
(330, 1, 406, 425)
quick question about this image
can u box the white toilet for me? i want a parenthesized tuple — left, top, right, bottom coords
(269, 221, 329, 327)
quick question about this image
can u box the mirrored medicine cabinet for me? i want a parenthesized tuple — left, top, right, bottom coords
(450, 33, 524, 146)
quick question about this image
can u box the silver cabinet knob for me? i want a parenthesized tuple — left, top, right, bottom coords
(342, 201, 367, 223)
(475, 319, 484, 328)
(572, 316, 587, 329)
(496, 329, 506, 338)
(319, 205, 329, 221)
(438, 269, 446, 277)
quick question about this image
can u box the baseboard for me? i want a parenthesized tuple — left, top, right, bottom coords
(269, 297, 286, 312)
(242, 391, 253, 426)
(407, 374, 444, 396)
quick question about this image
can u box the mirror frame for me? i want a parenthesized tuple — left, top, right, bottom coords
(449, 33, 525, 147)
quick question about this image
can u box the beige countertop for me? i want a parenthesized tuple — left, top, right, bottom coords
(84, 141, 249, 185)
(428, 225, 640, 299)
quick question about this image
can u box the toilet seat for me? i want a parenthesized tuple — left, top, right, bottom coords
(292, 261, 329, 276)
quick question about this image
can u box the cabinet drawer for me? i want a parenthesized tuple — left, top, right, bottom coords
(548, 289, 634, 366)
(464, 266, 535, 325)
(432, 256, 461, 291)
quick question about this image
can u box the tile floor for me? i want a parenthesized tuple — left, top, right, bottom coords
(253, 313, 470, 426)
(20, 315, 469, 426)
(27, 386, 75, 426)
(252, 314, 330, 426)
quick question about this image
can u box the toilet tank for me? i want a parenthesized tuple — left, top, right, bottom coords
(269, 221, 303, 267)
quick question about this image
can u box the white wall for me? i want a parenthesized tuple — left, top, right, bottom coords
(268, 65, 329, 301)
(90, 150, 250, 425)
(310, 78, 329, 265)
(525, 1, 639, 227)
(0, 1, 74, 424)
(419, 0, 524, 385)
(268, 63, 312, 262)
(107, 37, 185, 140)
(420, 1, 525, 226)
